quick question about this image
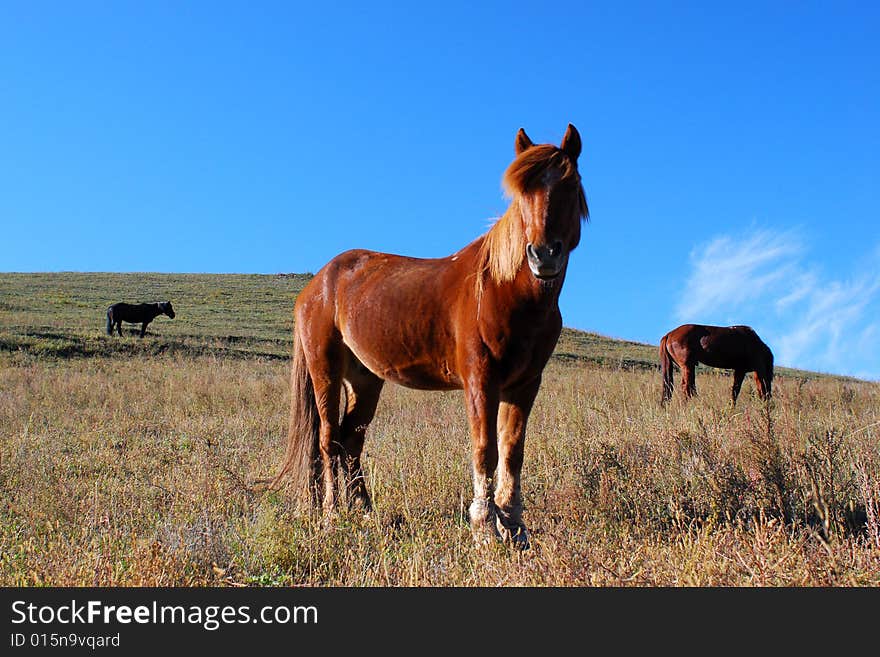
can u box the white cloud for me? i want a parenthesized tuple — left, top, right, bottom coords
(676, 229, 804, 319)
(776, 276, 879, 371)
(774, 271, 817, 311)
(676, 228, 880, 380)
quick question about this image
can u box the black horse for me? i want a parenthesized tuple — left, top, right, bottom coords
(106, 301, 176, 337)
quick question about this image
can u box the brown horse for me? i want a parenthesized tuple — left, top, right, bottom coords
(270, 124, 588, 549)
(660, 324, 774, 405)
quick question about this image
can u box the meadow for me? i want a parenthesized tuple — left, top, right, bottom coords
(1, 273, 878, 586)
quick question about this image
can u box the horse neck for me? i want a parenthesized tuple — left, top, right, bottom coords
(478, 241, 564, 312)
(475, 203, 565, 310)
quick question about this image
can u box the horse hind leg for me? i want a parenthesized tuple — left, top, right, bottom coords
(682, 362, 697, 398)
(339, 355, 383, 512)
(305, 336, 347, 521)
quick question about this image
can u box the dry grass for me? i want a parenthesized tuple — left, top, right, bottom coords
(1, 273, 878, 586)
(2, 356, 878, 586)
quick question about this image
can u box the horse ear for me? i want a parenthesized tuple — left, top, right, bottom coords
(560, 123, 581, 162)
(515, 128, 533, 155)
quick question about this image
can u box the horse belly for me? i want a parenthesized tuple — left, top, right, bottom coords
(340, 323, 461, 391)
(381, 362, 461, 390)
(699, 354, 735, 370)
(346, 341, 460, 390)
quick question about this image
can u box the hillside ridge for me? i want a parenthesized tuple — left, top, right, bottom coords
(0, 272, 852, 381)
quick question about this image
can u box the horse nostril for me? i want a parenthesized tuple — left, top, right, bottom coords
(526, 243, 538, 261)
(550, 240, 563, 256)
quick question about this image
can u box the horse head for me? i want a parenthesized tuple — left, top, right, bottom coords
(505, 124, 589, 284)
(161, 301, 176, 319)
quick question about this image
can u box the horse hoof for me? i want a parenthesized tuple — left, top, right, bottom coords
(469, 498, 500, 535)
(349, 495, 373, 514)
(320, 508, 339, 529)
(471, 523, 501, 547)
(468, 499, 500, 546)
(496, 517, 530, 551)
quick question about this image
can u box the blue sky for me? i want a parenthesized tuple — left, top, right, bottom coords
(2, 2, 878, 379)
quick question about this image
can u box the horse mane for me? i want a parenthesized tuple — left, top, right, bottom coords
(479, 200, 526, 290)
(477, 145, 589, 289)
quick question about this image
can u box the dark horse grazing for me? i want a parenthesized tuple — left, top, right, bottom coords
(106, 301, 175, 337)
(270, 125, 588, 549)
(660, 324, 773, 405)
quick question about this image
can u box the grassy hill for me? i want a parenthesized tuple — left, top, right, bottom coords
(1, 272, 878, 586)
(0, 272, 830, 381)
(0, 272, 306, 360)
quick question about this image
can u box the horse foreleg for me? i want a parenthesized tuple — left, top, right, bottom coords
(494, 377, 541, 550)
(754, 371, 771, 400)
(464, 376, 501, 545)
(732, 370, 746, 406)
(139, 322, 147, 338)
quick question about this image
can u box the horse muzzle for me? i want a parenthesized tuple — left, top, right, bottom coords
(526, 241, 564, 280)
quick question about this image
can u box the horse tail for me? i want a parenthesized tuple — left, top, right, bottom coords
(263, 327, 320, 501)
(106, 308, 114, 335)
(660, 333, 674, 403)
